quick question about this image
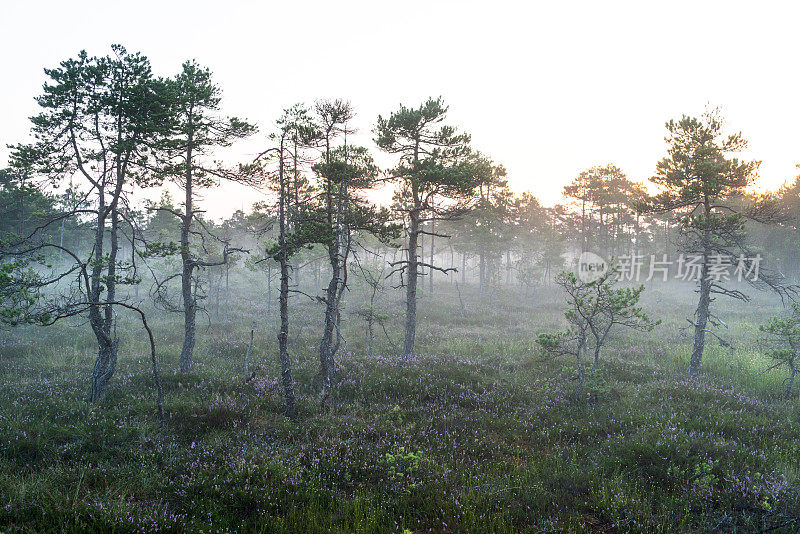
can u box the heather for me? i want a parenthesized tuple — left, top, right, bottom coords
(0, 282, 797, 533)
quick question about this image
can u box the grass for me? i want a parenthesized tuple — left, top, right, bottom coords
(0, 273, 798, 532)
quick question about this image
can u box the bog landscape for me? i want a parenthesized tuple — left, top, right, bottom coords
(2, 3, 800, 533)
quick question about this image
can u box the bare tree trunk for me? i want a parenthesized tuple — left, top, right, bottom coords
(592, 345, 601, 373)
(599, 209, 606, 257)
(319, 241, 340, 408)
(179, 131, 196, 373)
(277, 140, 296, 419)
(90, 190, 119, 401)
(142, 314, 165, 424)
(390, 248, 397, 287)
(449, 245, 455, 285)
(664, 219, 670, 277)
(213, 270, 221, 318)
(402, 212, 420, 358)
(574, 336, 586, 400)
(244, 321, 254, 378)
(180, 297, 196, 373)
(179, 262, 195, 372)
(224, 263, 230, 321)
(267, 262, 272, 316)
(419, 230, 425, 288)
(319, 130, 352, 409)
(428, 219, 436, 295)
(91, 337, 118, 402)
(278, 251, 295, 418)
(689, 270, 711, 377)
(118, 304, 164, 424)
(366, 317, 374, 357)
(429, 218, 435, 294)
(581, 198, 587, 253)
(689, 200, 711, 377)
(479, 249, 486, 295)
(785, 368, 796, 398)
(455, 281, 466, 317)
(462, 252, 466, 285)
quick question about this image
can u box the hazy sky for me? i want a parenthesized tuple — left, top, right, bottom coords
(2, 1, 799, 218)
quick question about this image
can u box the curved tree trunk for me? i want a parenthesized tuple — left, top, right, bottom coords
(689, 201, 712, 377)
(90, 338, 119, 402)
(319, 243, 340, 408)
(785, 368, 796, 398)
(89, 188, 120, 402)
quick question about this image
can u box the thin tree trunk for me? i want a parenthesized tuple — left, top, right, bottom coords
(785, 369, 796, 398)
(319, 127, 351, 409)
(122, 305, 164, 424)
(90, 188, 119, 401)
(214, 270, 221, 317)
(277, 139, 296, 419)
(278, 251, 295, 418)
(390, 248, 397, 287)
(402, 212, 419, 358)
(664, 219, 670, 276)
(574, 336, 586, 400)
(506, 249, 511, 285)
(689, 275, 711, 377)
(366, 317, 374, 357)
(479, 249, 486, 295)
(320, 242, 340, 408)
(429, 217, 435, 294)
(581, 198, 587, 253)
(224, 263, 230, 321)
(244, 321, 254, 378)
(450, 245, 455, 285)
(688, 200, 711, 377)
(91, 338, 118, 401)
(179, 126, 196, 373)
(419, 230, 425, 287)
(267, 262, 272, 316)
(593, 345, 601, 373)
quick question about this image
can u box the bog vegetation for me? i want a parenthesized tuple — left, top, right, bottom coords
(1, 46, 800, 532)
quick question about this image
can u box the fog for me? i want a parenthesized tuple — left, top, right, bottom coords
(1, 15, 800, 533)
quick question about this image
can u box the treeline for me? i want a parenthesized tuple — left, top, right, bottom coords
(2, 46, 800, 419)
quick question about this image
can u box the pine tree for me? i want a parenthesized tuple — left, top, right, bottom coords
(375, 97, 477, 357)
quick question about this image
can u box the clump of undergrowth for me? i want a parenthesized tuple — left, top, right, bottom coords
(0, 286, 797, 532)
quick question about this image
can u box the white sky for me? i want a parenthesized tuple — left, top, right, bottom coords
(2, 0, 799, 219)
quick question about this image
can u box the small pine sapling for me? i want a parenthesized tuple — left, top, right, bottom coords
(537, 268, 659, 399)
(758, 302, 800, 398)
